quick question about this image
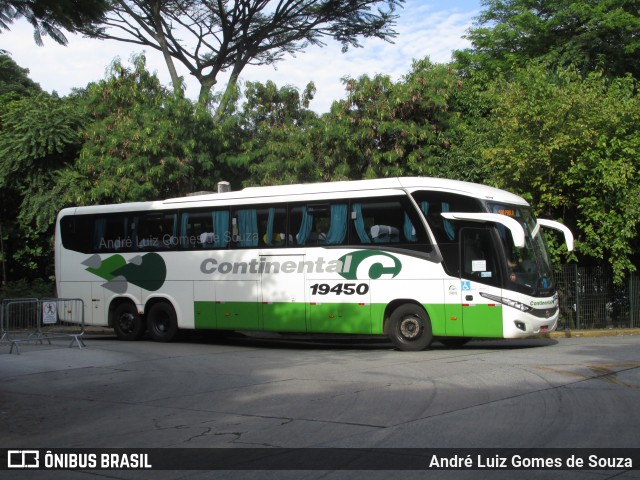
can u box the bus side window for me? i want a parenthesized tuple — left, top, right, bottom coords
(211, 210, 230, 248)
(180, 209, 230, 249)
(180, 211, 214, 249)
(257, 206, 287, 247)
(325, 204, 348, 245)
(232, 208, 259, 248)
(411, 191, 483, 244)
(93, 214, 129, 252)
(289, 205, 315, 246)
(350, 197, 428, 246)
(288, 203, 348, 246)
(351, 203, 371, 244)
(60, 215, 94, 253)
(134, 212, 177, 250)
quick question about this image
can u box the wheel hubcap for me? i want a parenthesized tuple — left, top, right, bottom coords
(400, 316, 421, 339)
(155, 313, 169, 333)
(119, 313, 135, 332)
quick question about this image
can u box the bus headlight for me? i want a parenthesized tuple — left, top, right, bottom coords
(480, 292, 533, 313)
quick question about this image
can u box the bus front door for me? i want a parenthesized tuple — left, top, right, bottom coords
(458, 228, 504, 338)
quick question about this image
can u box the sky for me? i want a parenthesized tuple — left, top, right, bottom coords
(1, 0, 481, 113)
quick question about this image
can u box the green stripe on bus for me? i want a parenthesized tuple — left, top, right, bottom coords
(194, 301, 503, 337)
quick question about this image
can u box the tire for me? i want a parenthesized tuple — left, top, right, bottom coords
(112, 302, 146, 341)
(147, 302, 178, 342)
(439, 337, 470, 348)
(386, 304, 433, 351)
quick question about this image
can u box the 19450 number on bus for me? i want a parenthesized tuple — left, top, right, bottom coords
(310, 283, 369, 296)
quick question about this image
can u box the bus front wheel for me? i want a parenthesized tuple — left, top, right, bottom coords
(112, 302, 146, 341)
(386, 304, 433, 351)
(147, 302, 178, 342)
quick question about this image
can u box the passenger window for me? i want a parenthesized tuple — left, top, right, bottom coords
(350, 197, 428, 246)
(179, 210, 229, 249)
(93, 215, 129, 251)
(134, 212, 177, 250)
(411, 191, 482, 244)
(59, 216, 90, 253)
(180, 211, 212, 249)
(257, 206, 288, 247)
(232, 208, 259, 247)
(289, 203, 348, 246)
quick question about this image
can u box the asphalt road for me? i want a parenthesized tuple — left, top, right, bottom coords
(1, 332, 640, 479)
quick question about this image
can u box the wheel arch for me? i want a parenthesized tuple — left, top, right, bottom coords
(144, 294, 182, 326)
(382, 298, 427, 334)
(108, 295, 141, 328)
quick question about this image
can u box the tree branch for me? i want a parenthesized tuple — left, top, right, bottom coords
(81, 0, 403, 107)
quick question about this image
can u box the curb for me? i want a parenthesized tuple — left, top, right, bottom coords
(545, 328, 640, 339)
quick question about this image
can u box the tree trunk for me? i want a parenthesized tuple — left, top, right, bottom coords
(199, 76, 218, 109)
(150, 0, 180, 92)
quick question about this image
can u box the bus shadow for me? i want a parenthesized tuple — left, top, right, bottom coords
(168, 330, 559, 351)
(84, 329, 558, 351)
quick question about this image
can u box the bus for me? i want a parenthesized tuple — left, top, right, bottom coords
(55, 177, 573, 351)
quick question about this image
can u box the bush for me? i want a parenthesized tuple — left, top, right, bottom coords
(0, 278, 55, 302)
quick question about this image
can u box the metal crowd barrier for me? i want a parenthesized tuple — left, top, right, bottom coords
(0, 298, 85, 354)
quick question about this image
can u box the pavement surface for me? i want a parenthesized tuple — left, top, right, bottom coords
(1, 330, 640, 480)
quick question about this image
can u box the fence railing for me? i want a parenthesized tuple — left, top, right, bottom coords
(556, 265, 639, 330)
(0, 298, 85, 354)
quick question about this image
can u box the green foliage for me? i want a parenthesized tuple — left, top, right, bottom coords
(477, 65, 640, 282)
(0, 277, 54, 301)
(1, 0, 109, 46)
(458, 0, 640, 79)
(320, 59, 459, 180)
(0, 94, 83, 186)
(228, 60, 466, 187)
(60, 55, 223, 205)
(0, 53, 42, 97)
(223, 80, 321, 186)
(0, 91, 85, 277)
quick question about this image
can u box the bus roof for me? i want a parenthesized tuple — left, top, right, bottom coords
(58, 177, 528, 216)
(165, 177, 528, 205)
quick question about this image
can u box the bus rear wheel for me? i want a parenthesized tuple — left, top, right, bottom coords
(112, 302, 146, 341)
(147, 302, 178, 342)
(386, 304, 433, 351)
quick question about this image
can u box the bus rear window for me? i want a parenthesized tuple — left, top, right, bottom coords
(59, 212, 178, 253)
(59, 215, 92, 253)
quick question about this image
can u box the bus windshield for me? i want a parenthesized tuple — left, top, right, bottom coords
(488, 203, 555, 296)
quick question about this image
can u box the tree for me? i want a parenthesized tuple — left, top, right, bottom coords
(0, 92, 86, 277)
(456, 0, 640, 79)
(0, 0, 109, 45)
(318, 59, 459, 180)
(0, 53, 42, 96)
(223, 79, 320, 186)
(478, 64, 640, 282)
(55, 54, 224, 206)
(0, 53, 45, 283)
(82, 0, 403, 113)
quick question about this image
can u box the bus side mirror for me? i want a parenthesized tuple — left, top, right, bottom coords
(535, 219, 574, 252)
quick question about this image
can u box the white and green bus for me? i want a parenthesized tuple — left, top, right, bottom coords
(55, 177, 573, 351)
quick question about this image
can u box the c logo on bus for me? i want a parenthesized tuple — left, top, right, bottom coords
(83, 253, 167, 293)
(338, 251, 402, 280)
